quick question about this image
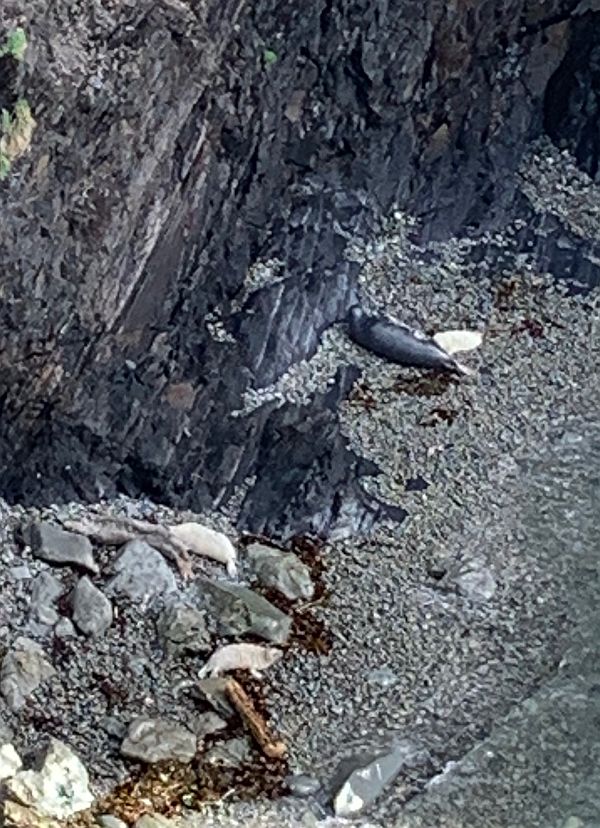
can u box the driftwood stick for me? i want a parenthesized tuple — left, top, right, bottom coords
(224, 678, 287, 759)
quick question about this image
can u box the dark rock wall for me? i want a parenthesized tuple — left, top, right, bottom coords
(0, 0, 586, 533)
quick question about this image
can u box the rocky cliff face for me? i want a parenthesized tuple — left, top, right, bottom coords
(0, 0, 594, 536)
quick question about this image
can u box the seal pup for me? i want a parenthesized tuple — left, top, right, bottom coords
(347, 305, 473, 375)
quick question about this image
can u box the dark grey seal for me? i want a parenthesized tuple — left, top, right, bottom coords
(347, 305, 470, 374)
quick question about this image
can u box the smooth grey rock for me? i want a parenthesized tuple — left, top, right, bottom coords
(246, 542, 314, 601)
(0, 639, 56, 711)
(332, 739, 427, 817)
(28, 522, 98, 574)
(191, 711, 227, 740)
(0, 743, 23, 780)
(454, 567, 497, 602)
(286, 773, 321, 797)
(134, 815, 174, 828)
(31, 573, 64, 625)
(204, 736, 251, 767)
(54, 618, 76, 638)
(121, 717, 196, 763)
(71, 577, 112, 637)
(196, 678, 235, 717)
(6, 738, 94, 818)
(9, 565, 32, 580)
(201, 579, 292, 644)
(157, 604, 210, 655)
(97, 816, 128, 828)
(108, 540, 177, 605)
(367, 667, 399, 688)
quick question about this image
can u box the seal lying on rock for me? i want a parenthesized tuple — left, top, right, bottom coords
(348, 305, 474, 375)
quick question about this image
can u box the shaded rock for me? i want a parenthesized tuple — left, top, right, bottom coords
(246, 543, 314, 601)
(97, 816, 128, 828)
(71, 577, 112, 637)
(156, 604, 210, 655)
(332, 739, 427, 817)
(53, 618, 76, 638)
(121, 718, 196, 763)
(286, 773, 321, 797)
(367, 667, 399, 688)
(0, 743, 23, 780)
(0, 638, 56, 711)
(6, 739, 94, 818)
(195, 678, 235, 717)
(3, 801, 60, 828)
(108, 540, 177, 605)
(200, 579, 291, 644)
(204, 736, 251, 767)
(30, 573, 64, 626)
(27, 523, 98, 574)
(191, 711, 227, 741)
(454, 566, 497, 602)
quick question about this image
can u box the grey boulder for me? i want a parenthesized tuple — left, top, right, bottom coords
(246, 542, 314, 601)
(71, 577, 113, 637)
(121, 717, 196, 763)
(108, 540, 177, 606)
(27, 522, 98, 574)
(200, 579, 291, 644)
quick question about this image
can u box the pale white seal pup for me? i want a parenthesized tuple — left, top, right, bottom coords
(348, 305, 473, 375)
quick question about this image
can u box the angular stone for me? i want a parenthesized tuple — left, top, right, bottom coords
(6, 739, 94, 818)
(191, 711, 227, 740)
(108, 540, 177, 605)
(71, 577, 112, 637)
(97, 816, 128, 828)
(30, 573, 64, 625)
(332, 739, 427, 817)
(3, 801, 61, 828)
(286, 773, 321, 797)
(204, 736, 251, 767)
(200, 579, 291, 644)
(27, 522, 98, 574)
(134, 815, 174, 828)
(0, 743, 23, 780)
(54, 618, 76, 638)
(121, 717, 196, 763)
(0, 639, 56, 711)
(196, 678, 235, 717)
(157, 604, 210, 655)
(246, 543, 314, 601)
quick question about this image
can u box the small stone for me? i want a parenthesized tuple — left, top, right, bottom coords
(246, 543, 315, 601)
(0, 639, 56, 711)
(332, 740, 427, 817)
(196, 678, 235, 717)
(100, 717, 126, 740)
(3, 801, 60, 828)
(9, 566, 31, 581)
(30, 573, 64, 625)
(454, 567, 497, 602)
(200, 579, 291, 644)
(108, 540, 177, 606)
(156, 604, 210, 655)
(366, 667, 398, 688)
(97, 816, 128, 828)
(286, 773, 321, 797)
(27, 522, 98, 574)
(0, 743, 23, 780)
(121, 718, 196, 763)
(54, 618, 76, 638)
(6, 738, 94, 818)
(191, 712, 227, 740)
(204, 737, 251, 767)
(134, 815, 174, 828)
(71, 577, 112, 637)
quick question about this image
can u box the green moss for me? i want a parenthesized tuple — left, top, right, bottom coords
(0, 27, 27, 61)
(263, 49, 278, 66)
(0, 98, 35, 180)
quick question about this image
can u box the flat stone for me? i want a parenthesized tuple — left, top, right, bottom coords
(200, 579, 292, 644)
(108, 540, 177, 605)
(97, 816, 128, 828)
(332, 739, 427, 817)
(121, 717, 196, 763)
(6, 738, 94, 818)
(454, 567, 497, 602)
(0, 639, 56, 711)
(204, 736, 251, 768)
(3, 801, 61, 828)
(27, 522, 98, 574)
(9, 566, 32, 581)
(134, 815, 174, 828)
(30, 573, 64, 625)
(54, 618, 76, 638)
(0, 743, 23, 780)
(71, 577, 112, 637)
(156, 604, 210, 655)
(286, 773, 321, 797)
(191, 711, 228, 740)
(246, 542, 315, 601)
(196, 678, 235, 717)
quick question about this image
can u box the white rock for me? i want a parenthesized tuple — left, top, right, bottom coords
(169, 523, 237, 576)
(0, 743, 23, 780)
(6, 739, 94, 818)
(433, 329, 483, 355)
(199, 642, 282, 678)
